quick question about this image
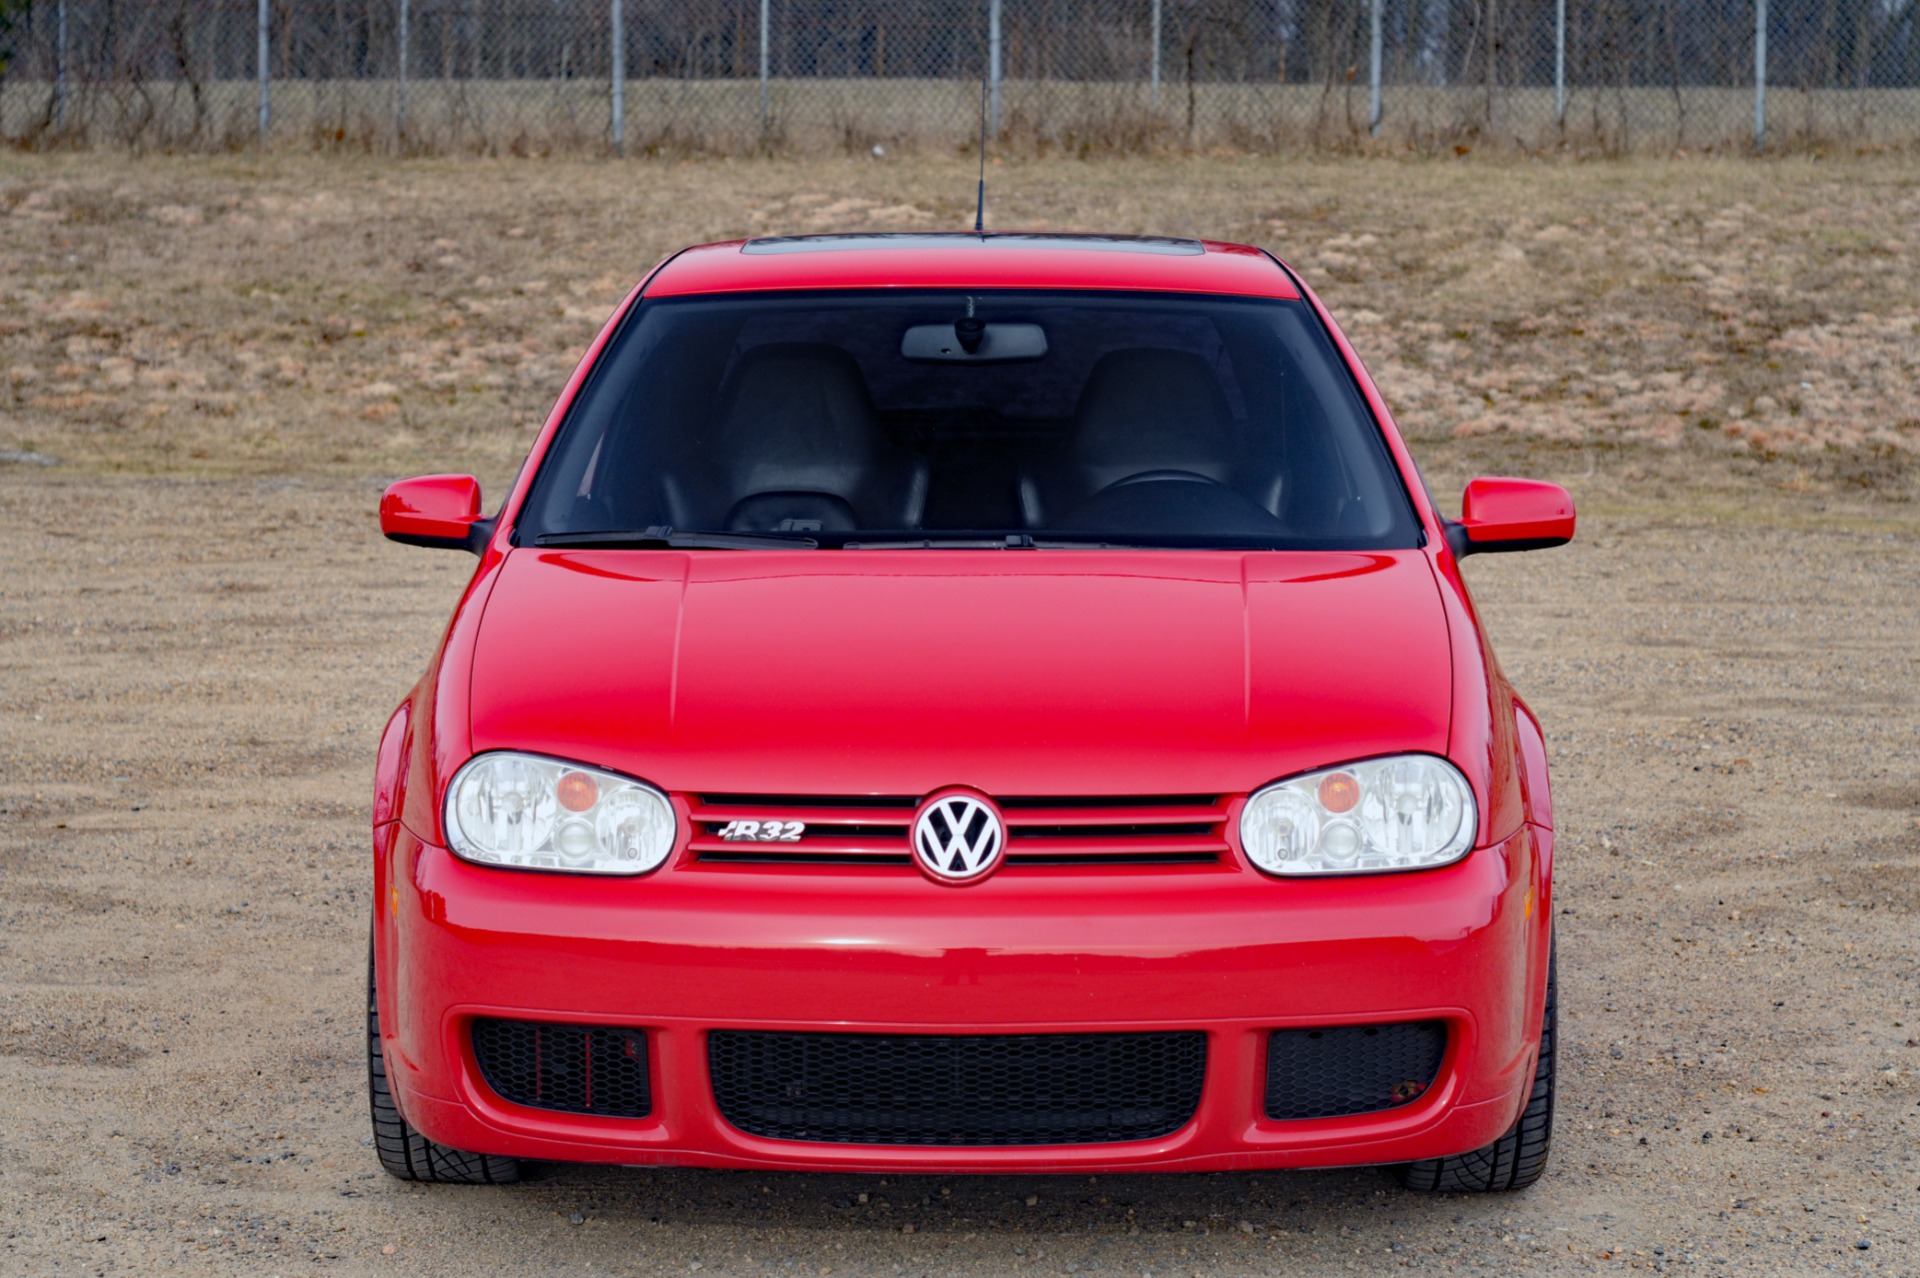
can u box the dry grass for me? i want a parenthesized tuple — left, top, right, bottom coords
(11, 79, 1920, 156)
(1, 151, 1917, 502)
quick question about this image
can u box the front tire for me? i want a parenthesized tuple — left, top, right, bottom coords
(367, 941, 521, 1184)
(1402, 941, 1556, 1193)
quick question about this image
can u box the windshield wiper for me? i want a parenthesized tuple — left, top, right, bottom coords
(843, 533, 1204, 550)
(1029, 533, 1175, 548)
(534, 526, 818, 550)
(847, 533, 1192, 550)
(844, 534, 1037, 549)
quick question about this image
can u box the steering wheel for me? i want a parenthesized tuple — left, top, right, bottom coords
(1101, 468, 1224, 492)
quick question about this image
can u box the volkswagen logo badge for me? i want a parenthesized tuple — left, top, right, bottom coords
(911, 790, 1005, 884)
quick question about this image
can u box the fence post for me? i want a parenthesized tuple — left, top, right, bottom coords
(988, 0, 1002, 135)
(1150, 0, 1161, 110)
(759, 0, 770, 139)
(257, 0, 270, 142)
(1752, 0, 1766, 149)
(54, 0, 67, 132)
(396, 0, 410, 140)
(610, 0, 625, 155)
(1368, 0, 1383, 135)
(1554, 0, 1565, 126)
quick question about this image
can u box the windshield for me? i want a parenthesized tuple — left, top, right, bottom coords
(517, 290, 1420, 550)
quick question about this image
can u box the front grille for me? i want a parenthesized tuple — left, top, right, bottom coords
(709, 1031, 1206, 1145)
(1263, 1021, 1447, 1120)
(471, 1019, 651, 1118)
(690, 794, 1230, 868)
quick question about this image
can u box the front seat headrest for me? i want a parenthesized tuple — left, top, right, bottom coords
(703, 342, 926, 529)
(1067, 348, 1236, 474)
(1019, 347, 1240, 527)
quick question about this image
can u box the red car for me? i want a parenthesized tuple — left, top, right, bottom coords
(370, 233, 1574, 1192)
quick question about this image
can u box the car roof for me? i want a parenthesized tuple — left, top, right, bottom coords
(645, 233, 1299, 299)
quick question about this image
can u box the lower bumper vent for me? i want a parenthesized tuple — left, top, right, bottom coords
(709, 1030, 1206, 1146)
(1264, 1021, 1446, 1120)
(471, 1018, 651, 1118)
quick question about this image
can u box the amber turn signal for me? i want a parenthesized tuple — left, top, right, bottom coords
(1317, 771, 1361, 814)
(555, 770, 599, 813)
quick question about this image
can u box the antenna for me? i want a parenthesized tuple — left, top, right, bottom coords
(974, 23, 989, 235)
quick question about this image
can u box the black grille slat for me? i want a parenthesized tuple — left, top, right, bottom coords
(998, 795, 1219, 809)
(472, 1019, 652, 1118)
(698, 850, 915, 865)
(1011, 822, 1216, 839)
(1003, 852, 1219, 866)
(1263, 1021, 1446, 1120)
(701, 795, 918, 810)
(709, 1031, 1205, 1146)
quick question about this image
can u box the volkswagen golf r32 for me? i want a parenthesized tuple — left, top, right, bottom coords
(369, 233, 1575, 1191)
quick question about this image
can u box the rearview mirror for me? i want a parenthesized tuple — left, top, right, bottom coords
(380, 474, 491, 553)
(901, 322, 1048, 363)
(1447, 477, 1575, 557)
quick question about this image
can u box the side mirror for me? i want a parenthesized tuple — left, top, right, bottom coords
(1447, 477, 1575, 558)
(380, 474, 491, 554)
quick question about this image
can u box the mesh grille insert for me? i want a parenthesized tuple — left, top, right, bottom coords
(471, 1019, 651, 1119)
(1263, 1021, 1446, 1120)
(709, 1031, 1206, 1146)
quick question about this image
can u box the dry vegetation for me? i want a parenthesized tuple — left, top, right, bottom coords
(2, 151, 1918, 501)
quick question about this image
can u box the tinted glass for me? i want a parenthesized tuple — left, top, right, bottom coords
(518, 290, 1419, 550)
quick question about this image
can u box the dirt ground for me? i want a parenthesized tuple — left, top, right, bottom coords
(1, 154, 1918, 1276)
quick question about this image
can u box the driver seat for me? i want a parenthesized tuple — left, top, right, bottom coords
(684, 343, 927, 533)
(1019, 348, 1240, 528)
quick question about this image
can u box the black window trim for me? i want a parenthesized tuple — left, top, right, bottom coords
(511, 282, 1424, 551)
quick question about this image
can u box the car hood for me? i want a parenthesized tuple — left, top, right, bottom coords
(467, 549, 1452, 797)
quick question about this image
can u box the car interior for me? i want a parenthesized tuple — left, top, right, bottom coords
(521, 292, 1418, 548)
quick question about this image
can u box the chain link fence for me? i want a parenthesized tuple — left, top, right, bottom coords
(2, 1, 1916, 153)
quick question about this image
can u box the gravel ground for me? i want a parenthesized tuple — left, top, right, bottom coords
(1, 455, 1915, 1276)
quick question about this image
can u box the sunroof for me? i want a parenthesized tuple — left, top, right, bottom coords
(742, 233, 1205, 256)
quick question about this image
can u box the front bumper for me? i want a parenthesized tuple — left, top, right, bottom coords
(376, 823, 1549, 1173)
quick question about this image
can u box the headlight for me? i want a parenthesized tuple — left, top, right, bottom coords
(1239, 755, 1475, 876)
(443, 753, 675, 875)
